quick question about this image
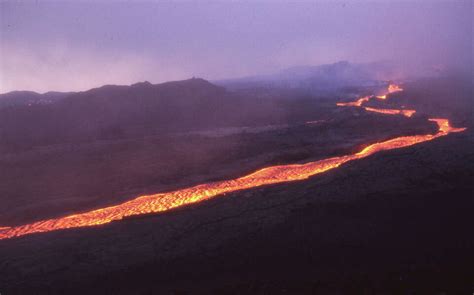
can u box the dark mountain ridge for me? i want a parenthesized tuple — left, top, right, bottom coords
(0, 78, 292, 152)
(215, 61, 396, 94)
(0, 90, 73, 109)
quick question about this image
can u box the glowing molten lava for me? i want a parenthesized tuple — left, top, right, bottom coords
(0, 84, 466, 240)
(356, 119, 464, 156)
(337, 96, 370, 107)
(364, 107, 416, 117)
(375, 83, 402, 100)
(388, 83, 403, 93)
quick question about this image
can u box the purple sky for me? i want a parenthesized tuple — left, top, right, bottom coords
(1, 1, 472, 93)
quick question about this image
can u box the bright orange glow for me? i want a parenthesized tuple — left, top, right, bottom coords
(356, 119, 464, 156)
(388, 83, 403, 93)
(429, 118, 466, 134)
(364, 107, 416, 117)
(401, 110, 416, 117)
(337, 96, 370, 107)
(0, 84, 466, 240)
(339, 84, 403, 106)
(375, 83, 402, 100)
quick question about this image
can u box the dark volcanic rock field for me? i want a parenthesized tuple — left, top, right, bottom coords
(0, 110, 433, 226)
(1, 129, 472, 294)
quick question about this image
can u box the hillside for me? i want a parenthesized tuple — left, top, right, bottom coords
(0, 90, 72, 109)
(0, 78, 292, 151)
(215, 61, 400, 95)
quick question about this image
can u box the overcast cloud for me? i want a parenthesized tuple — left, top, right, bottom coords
(0, 1, 471, 93)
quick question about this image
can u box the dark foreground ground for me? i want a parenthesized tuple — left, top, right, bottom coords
(1, 129, 473, 294)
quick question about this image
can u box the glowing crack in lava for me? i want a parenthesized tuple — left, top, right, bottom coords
(388, 83, 403, 93)
(364, 107, 416, 117)
(376, 83, 403, 100)
(337, 96, 370, 107)
(0, 84, 466, 240)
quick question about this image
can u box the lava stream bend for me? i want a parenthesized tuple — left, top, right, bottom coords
(0, 85, 466, 240)
(364, 107, 416, 117)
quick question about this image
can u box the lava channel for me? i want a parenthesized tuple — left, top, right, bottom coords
(0, 84, 466, 240)
(364, 107, 416, 117)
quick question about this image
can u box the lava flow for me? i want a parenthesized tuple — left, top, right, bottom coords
(364, 107, 416, 117)
(0, 84, 466, 240)
(337, 96, 370, 107)
(376, 83, 403, 100)
(388, 83, 403, 93)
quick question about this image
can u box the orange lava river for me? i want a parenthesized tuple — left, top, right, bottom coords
(364, 107, 416, 117)
(0, 84, 466, 240)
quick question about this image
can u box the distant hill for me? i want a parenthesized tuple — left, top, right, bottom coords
(0, 78, 303, 151)
(0, 90, 73, 109)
